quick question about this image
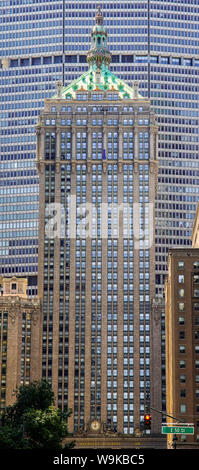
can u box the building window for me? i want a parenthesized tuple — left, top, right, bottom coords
(178, 275, 184, 284)
(180, 404, 186, 413)
(178, 261, 184, 269)
(179, 331, 185, 339)
(179, 346, 186, 354)
(179, 360, 186, 368)
(178, 303, 184, 311)
(180, 375, 186, 383)
(178, 289, 184, 298)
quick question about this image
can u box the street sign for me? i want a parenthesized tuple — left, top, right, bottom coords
(162, 424, 194, 435)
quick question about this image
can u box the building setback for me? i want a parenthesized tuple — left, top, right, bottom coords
(36, 7, 161, 437)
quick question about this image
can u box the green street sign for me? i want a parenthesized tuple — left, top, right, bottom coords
(162, 425, 194, 435)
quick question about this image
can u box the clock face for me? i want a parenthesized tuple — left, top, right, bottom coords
(91, 420, 100, 431)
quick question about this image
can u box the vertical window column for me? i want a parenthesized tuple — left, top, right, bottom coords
(58, 163, 71, 410)
(133, 122, 140, 430)
(0, 312, 8, 410)
(52, 128, 61, 404)
(90, 164, 102, 423)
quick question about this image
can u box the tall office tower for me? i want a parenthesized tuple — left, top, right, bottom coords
(1, 1, 199, 291)
(36, 7, 159, 436)
(1, 0, 199, 417)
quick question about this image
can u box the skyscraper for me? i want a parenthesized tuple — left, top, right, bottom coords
(1, 0, 199, 421)
(1, 1, 198, 289)
(36, 6, 159, 436)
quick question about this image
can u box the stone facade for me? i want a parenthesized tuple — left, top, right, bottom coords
(0, 277, 41, 409)
(35, 7, 162, 441)
(192, 203, 199, 248)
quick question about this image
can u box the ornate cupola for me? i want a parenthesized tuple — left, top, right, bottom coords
(87, 5, 112, 68)
(50, 5, 145, 98)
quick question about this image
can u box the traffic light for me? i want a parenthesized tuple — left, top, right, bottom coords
(144, 413, 151, 430)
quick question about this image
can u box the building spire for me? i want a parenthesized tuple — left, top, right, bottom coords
(95, 4, 103, 26)
(87, 5, 111, 68)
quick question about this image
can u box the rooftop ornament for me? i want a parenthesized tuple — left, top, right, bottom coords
(87, 5, 112, 68)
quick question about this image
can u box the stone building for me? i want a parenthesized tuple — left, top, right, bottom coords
(192, 203, 199, 249)
(36, 7, 162, 440)
(0, 276, 41, 410)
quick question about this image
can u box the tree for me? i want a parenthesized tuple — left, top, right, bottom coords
(23, 407, 73, 449)
(0, 380, 74, 449)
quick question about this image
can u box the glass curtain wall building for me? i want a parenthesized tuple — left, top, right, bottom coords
(1, 1, 199, 286)
(1, 0, 199, 414)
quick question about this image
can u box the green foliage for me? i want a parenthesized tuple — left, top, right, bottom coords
(0, 380, 74, 449)
(1, 380, 54, 428)
(0, 425, 29, 449)
(16, 379, 55, 412)
(23, 407, 72, 449)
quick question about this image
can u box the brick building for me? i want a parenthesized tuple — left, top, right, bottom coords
(165, 248, 199, 448)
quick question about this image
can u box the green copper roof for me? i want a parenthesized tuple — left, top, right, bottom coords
(52, 64, 144, 101)
(51, 7, 145, 102)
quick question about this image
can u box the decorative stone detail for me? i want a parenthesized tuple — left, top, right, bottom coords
(118, 162, 123, 173)
(56, 81, 62, 98)
(152, 296, 163, 325)
(132, 81, 139, 98)
(8, 309, 17, 324)
(32, 311, 39, 326)
(55, 162, 61, 174)
(103, 161, 107, 173)
(87, 162, 91, 173)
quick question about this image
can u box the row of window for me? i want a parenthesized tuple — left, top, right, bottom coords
(45, 118, 149, 126)
(178, 260, 199, 269)
(7, 55, 199, 67)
